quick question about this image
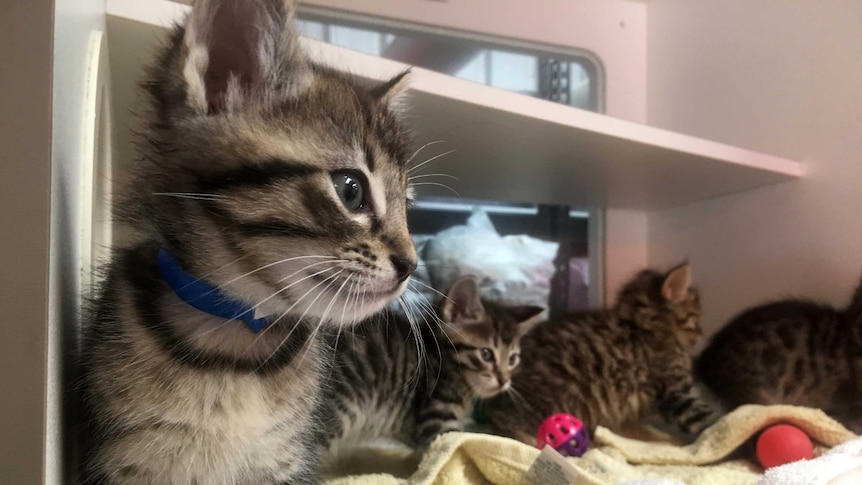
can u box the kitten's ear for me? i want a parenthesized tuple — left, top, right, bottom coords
(661, 263, 692, 303)
(510, 305, 545, 335)
(442, 276, 486, 324)
(371, 70, 411, 115)
(181, 0, 312, 114)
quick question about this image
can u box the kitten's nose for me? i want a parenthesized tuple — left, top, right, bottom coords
(390, 254, 417, 283)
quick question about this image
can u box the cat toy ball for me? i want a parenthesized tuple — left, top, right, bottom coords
(536, 413, 590, 457)
(756, 424, 814, 469)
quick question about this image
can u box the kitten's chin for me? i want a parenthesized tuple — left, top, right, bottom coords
(476, 388, 504, 400)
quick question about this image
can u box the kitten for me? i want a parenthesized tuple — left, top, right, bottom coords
(483, 263, 720, 444)
(323, 276, 543, 465)
(698, 276, 862, 432)
(79, 1, 417, 483)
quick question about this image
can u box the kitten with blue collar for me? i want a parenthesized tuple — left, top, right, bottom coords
(79, 1, 417, 483)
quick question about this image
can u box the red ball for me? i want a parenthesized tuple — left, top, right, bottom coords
(756, 424, 814, 469)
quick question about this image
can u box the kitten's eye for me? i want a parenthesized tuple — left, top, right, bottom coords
(332, 171, 366, 211)
(508, 353, 519, 366)
(480, 348, 494, 362)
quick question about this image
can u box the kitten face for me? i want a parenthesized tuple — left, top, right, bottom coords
(441, 277, 543, 398)
(616, 263, 702, 348)
(134, 0, 417, 325)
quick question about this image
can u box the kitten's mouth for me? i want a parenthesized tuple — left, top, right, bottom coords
(477, 389, 503, 399)
(475, 384, 508, 399)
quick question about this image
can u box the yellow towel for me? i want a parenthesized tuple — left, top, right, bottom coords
(324, 405, 857, 485)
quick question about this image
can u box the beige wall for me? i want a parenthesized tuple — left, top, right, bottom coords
(0, 0, 106, 482)
(0, 0, 54, 482)
(647, 1, 862, 342)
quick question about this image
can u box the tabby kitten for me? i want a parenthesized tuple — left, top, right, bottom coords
(484, 263, 720, 444)
(698, 276, 862, 431)
(80, 1, 417, 483)
(324, 276, 543, 464)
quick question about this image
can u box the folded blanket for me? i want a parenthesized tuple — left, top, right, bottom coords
(324, 405, 857, 485)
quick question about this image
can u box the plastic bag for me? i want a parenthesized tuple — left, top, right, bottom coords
(422, 209, 558, 308)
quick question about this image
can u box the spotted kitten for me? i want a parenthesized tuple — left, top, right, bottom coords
(484, 263, 720, 443)
(79, 1, 417, 483)
(323, 276, 543, 465)
(698, 274, 862, 432)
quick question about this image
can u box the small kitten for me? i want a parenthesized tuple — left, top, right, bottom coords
(698, 276, 862, 432)
(80, 1, 417, 483)
(323, 276, 543, 464)
(483, 263, 720, 444)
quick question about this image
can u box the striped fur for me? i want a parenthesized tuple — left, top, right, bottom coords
(483, 263, 720, 444)
(322, 277, 542, 466)
(80, 1, 417, 483)
(698, 276, 862, 432)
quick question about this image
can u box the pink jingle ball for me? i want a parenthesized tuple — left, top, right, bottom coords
(756, 424, 814, 469)
(536, 413, 590, 458)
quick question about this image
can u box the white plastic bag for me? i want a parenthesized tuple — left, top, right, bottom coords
(422, 208, 558, 309)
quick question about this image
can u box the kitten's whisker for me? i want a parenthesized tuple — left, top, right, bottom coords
(415, 263, 461, 269)
(413, 296, 445, 390)
(295, 270, 348, 368)
(505, 387, 523, 409)
(151, 192, 231, 201)
(407, 173, 458, 182)
(405, 282, 455, 336)
(408, 149, 456, 175)
(396, 297, 425, 391)
(406, 282, 462, 343)
(411, 182, 462, 198)
(317, 274, 350, 326)
(349, 275, 363, 350)
(327, 275, 356, 377)
(165, 262, 343, 344)
(202, 255, 339, 296)
(405, 140, 445, 167)
(408, 278, 450, 301)
(506, 386, 537, 414)
(286, 269, 344, 329)
(235, 261, 346, 322)
(173, 254, 250, 292)
(404, 294, 435, 395)
(342, 277, 357, 323)
(243, 264, 343, 354)
(256, 268, 344, 370)
(186, 311, 252, 340)
(211, 255, 340, 288)
(409, 286, 456, 353)
(352, 277, 365, 349)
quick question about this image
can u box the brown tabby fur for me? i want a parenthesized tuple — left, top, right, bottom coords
(483, 263, 720, 443)
(698, 276, 862, 432)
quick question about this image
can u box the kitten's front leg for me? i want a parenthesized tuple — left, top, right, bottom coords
(656, 373, 721, 438)
(412, 385, 472, 449)
(413, 404, 470, 448)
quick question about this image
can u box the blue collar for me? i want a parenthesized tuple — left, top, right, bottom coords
(157, 246, 271, 333)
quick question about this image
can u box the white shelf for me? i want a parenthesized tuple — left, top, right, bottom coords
(106, 0, 802, 211)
